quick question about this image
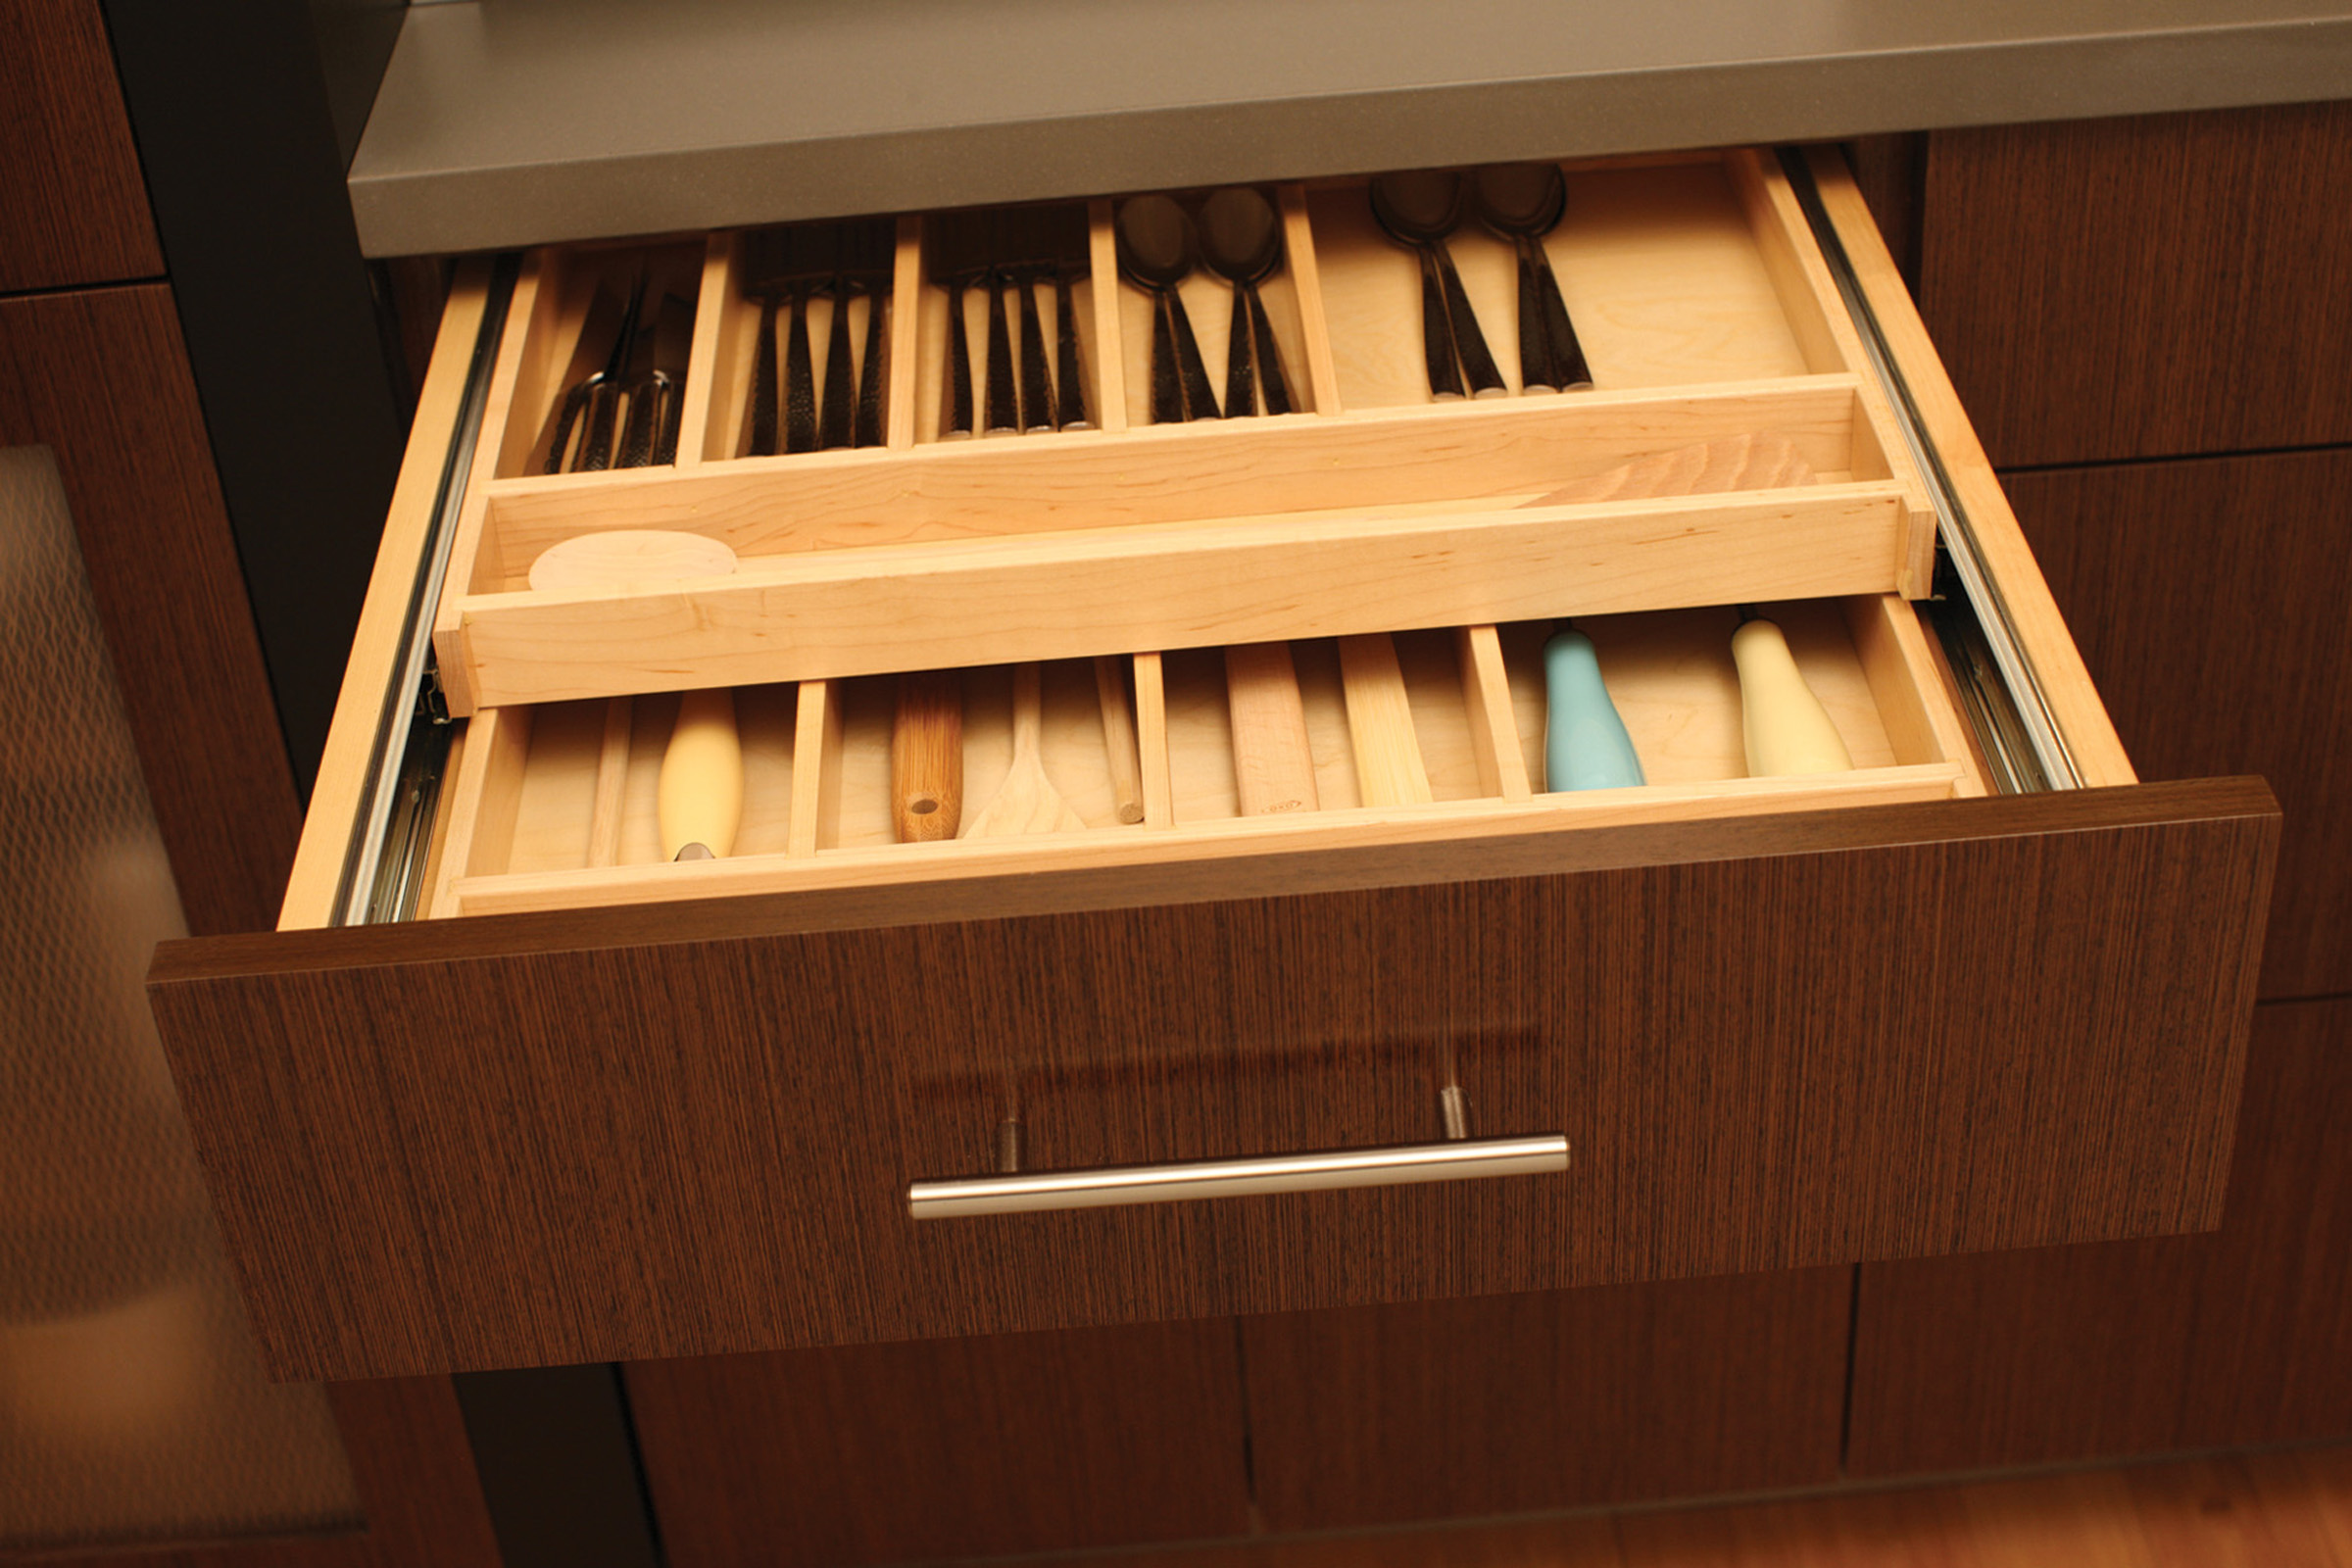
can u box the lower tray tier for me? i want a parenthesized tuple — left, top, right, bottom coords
(424, 595, 1983, 918)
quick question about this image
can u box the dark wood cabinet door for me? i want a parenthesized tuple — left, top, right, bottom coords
(1241, 1269, 1851, 1531)
(625, 1321, 1249, 1566)
(1848, 995, 2352, 1474)
(0, 0, 163, 292)
(1919, 103, 2352, 468)
(151, 781, 2275, 1381)
(2004, 451, 2352, 1003)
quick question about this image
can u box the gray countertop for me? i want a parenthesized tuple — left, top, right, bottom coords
(349, 0, 2352, 257)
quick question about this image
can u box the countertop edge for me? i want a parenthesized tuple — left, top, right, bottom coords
(349, 17, 2352, 258)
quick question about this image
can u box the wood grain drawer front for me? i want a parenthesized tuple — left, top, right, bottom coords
(151, 780, 2273, 1380)
(146, 149, 2278, 1381)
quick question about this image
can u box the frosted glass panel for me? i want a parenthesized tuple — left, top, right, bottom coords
(0, 445, 362, 1550)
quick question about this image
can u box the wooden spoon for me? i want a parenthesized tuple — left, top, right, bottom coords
(961, 663, 1086, 837)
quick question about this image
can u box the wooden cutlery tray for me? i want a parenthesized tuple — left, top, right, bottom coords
(437, 150, 1933, 711)
(410, 147, 1988, 920)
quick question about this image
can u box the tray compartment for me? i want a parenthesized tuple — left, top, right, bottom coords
(444, 479, 1916, 710)
(1493, 598, 1976, 795)
(697, 218, 916, 462)
(908, 203, 1109, 445)
(423, 593, 1977, 919)
(1311, 156, 1811, 407)
(483, 239, 709, 480)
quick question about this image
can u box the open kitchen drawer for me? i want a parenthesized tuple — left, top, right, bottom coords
(147, 148, 2277, 1382)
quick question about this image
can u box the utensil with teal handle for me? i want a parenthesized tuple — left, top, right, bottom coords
(1543, 627, 1644, 791)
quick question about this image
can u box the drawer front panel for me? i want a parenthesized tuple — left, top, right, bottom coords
(152, 780, 2275, 1380)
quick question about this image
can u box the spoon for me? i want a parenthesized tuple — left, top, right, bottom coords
(1370, 172, 1505, 400)
(1115, 195, 1220, 423)
(1474, 164, 1592, 392)
(961, 663, 1087, 837)
(1197, 187, 1293, 416)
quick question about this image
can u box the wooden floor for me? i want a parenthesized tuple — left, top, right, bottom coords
(1090, 1446, 2352, 1567)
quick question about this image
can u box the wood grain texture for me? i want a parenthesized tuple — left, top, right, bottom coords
(1919, 103, 2352, 466)
(1243, 1271, 1850, 1530)
(447, 481, 1913, 712)
(1043, 1444, 2352, 1568)
(0, 285, 300, 937)
(0, 0, 163, 291)
(1807, 148, 2137, 788)
(148, 780, 2275, 1380)
(626, 1320, 1249, 1567)
(1225, 642, 1320, 815)
(285, 266, 494, 927)
(2003, 451, 2352, 1001)
(94, 1378, 502, 1568)
(1841, 134, 1926, 295)
(1849, 994, 2352, 1476)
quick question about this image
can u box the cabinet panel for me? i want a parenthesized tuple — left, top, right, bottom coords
(2005, 451, 2352, 1001)
(1920, 104, 2352, 467)
(1242, 1270, 1850, 1531)
(626, 1321, 1249, 1566)
(152, 782, 2274, 1381)
(0, 0, 162, 292)
(1849, 995, 2352, 1474)
(0, 284, 301, 939)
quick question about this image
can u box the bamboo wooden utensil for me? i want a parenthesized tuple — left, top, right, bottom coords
(961, 663, 1086, 837)
(1337, 633, 1433, 807)
(892, 671, 964, 842)
(585, 697, 633, 866)
(1093, 657, 1146, 824)
(1223, 642, 1318, 814)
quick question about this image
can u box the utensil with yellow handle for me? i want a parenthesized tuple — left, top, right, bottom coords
(1731, 606, 1854, 776)
(660, 689, 743, 860)
(528, 529, 747, 861)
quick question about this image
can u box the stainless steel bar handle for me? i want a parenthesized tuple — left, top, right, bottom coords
(907, 1134, 1568, 1221)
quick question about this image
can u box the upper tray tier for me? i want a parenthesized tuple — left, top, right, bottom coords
(429, 150, 1935, 716)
